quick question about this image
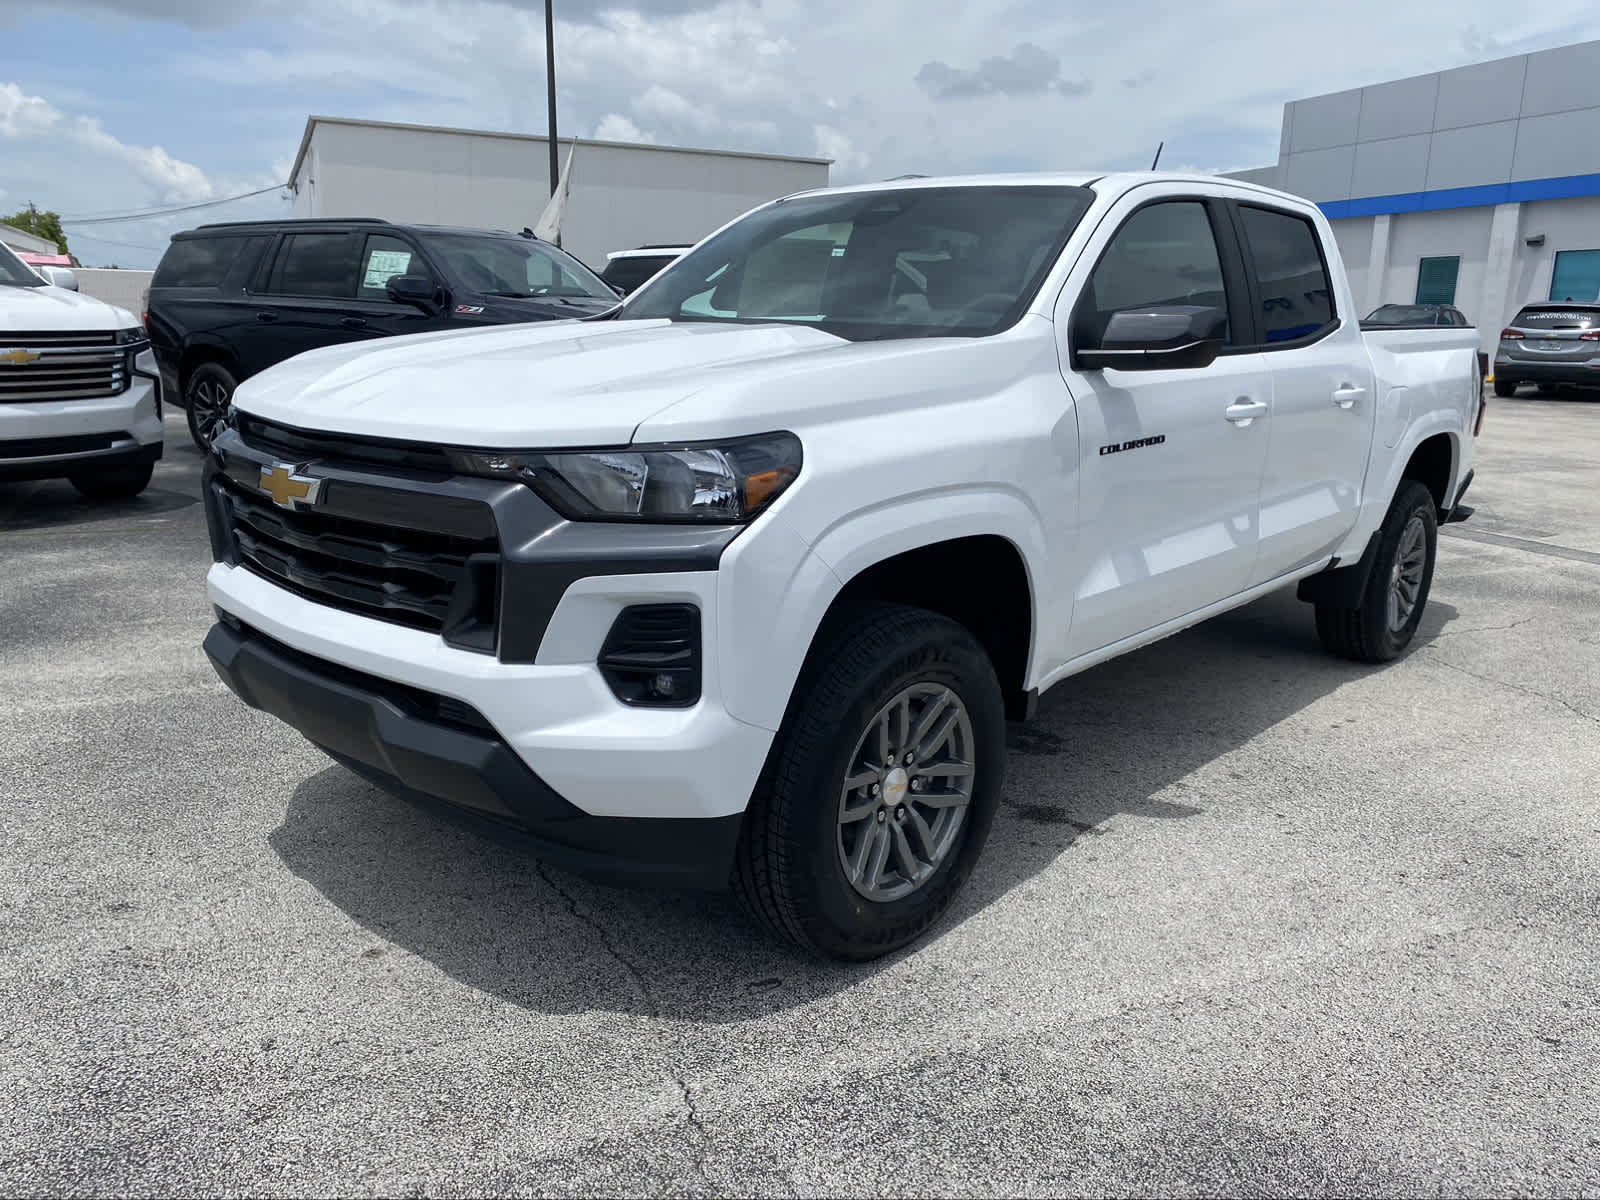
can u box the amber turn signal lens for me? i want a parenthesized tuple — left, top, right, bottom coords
(743, 466, 796, 510)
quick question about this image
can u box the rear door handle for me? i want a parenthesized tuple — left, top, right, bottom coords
(1333, 385, 1366, 409)
(1224, 398, 1269, 426)
(255, 311, 277, 323)
(340, 317, 367, 330)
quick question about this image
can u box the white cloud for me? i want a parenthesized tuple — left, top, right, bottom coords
(593, 113, 655, 143)
(813, 124, 867, 175)
(0, 81, 215, 204)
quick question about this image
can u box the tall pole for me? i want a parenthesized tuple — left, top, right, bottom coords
(545, 0, 559, 197)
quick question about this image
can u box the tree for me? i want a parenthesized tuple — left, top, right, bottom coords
(1, 205, 70, 257)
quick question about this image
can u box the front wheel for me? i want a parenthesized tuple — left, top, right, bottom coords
(184, 363, 237, 454)
(733, 603, 1006, 960)
(1314, 479, 1438, 663)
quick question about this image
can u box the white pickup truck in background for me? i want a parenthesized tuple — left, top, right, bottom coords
(199, 172, 1481, 959)
(0, 241, 163, 498)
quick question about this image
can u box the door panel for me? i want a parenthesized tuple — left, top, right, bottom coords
(1064, 356, 1272, 656)
(1230, 203, 1374, 583)
(1054, 191, 1273, 659)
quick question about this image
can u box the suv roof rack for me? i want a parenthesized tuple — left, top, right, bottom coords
(191, 217, 393, 231)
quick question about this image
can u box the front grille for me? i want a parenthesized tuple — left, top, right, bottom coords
(215, 477, 500, 641)
(0, 333, 127, 403)
(237, 414, 454, 476)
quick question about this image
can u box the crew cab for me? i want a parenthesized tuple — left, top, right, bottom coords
(1, 241, 162, 499)
(199, 173, 1481, 959)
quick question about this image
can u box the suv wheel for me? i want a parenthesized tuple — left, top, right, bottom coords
(1492, 378, 1517, 398)
(185, 363, 237, 453)
(733, 602, 1006, 960)
(1313, 480, 1438, 663)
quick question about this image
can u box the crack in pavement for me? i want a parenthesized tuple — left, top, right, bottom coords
(1418, 649, 1600, 729)
(1429, 617, 1535, 638)
(534, 863, 712, 1189)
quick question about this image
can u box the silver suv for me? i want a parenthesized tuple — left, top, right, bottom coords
(1493, 303, 1600, 397)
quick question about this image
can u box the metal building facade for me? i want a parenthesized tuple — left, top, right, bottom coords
(1228, 39, 1600, 351)
(288, 116, 830, 271)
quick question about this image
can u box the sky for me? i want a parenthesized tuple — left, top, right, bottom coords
(2, 0, 1599, 268)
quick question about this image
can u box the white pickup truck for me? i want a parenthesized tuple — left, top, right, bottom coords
(200, 172, 1481, 959)
(0, 242, 163, 497)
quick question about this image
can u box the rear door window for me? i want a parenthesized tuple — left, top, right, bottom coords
(152, 235, 264, 288)
(264, 233, 358, 298)
(1236, 205, 1337, 345)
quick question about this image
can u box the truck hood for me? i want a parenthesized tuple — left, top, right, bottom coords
(233, 319, 861, 447)
(0, 284, 137, 332)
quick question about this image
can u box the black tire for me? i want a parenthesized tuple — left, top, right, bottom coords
(1493, 378, 1517, 397)
(733, 602, 1006, 961)
(184, 362, 237, 453)
(68, 461, 154, 500)
(1314, 479, 1438, 663)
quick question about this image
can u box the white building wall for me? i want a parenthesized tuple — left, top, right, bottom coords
(72, 268, 155, 315)
(1325, 195, 1600, 351)
(291, 120, 829, 269)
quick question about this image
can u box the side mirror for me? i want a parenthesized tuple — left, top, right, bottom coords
(40, 266, 79, 292)
(385, 274, 440, 313)
(1076, 305, 1226, 372)
(610, 282, 626, 297)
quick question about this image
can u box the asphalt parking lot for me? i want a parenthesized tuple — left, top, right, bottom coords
(3, 394, 1599, 1197)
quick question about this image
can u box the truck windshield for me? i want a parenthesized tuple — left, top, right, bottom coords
(0, 243, 45, 286)
(417, 233, 615, 300)
(622, 185, 1095, 340)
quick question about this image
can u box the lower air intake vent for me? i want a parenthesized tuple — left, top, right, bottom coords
(598, 604, 701, 707)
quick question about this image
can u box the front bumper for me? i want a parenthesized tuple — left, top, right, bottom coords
(0, 367, 163, 481)
(203, 617, 744, 889)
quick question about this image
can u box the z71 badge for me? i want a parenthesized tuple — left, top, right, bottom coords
(1099, 435, 1166, 456)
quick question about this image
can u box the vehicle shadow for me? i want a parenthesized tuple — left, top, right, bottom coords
(269, 589, 1458, 1022)
(0, 480, 197, 531)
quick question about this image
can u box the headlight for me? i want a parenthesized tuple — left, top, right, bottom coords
(449, 432, 802, 523)
(113, 327, 148, 346)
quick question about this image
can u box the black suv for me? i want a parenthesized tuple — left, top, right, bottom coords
(147, 218, 621, 451)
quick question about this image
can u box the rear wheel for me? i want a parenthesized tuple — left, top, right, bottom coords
(1314, 480, 1437, 663)
(185, 362, 237, 454)
(733, 602, 1006, 960)
(1493, 378, 1517, 398)
(68, 462, 153, 500)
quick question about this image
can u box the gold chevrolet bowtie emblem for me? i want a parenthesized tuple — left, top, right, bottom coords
(259, 464, 322, 510)
(0, 348, 41, 366)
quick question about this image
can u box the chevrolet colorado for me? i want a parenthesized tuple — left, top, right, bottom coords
(200, 173, 1481, 959)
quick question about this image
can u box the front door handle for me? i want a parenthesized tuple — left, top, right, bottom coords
(1224, 398, 1269, 426)
(1333, 384, 1366, 409)
(255, 311, 277, 323)
(340, 317, 367, 330)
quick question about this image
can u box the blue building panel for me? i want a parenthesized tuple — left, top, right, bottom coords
(1317, 172, 1600, 218)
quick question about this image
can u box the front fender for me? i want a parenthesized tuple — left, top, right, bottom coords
(715, 487, 1049, 733)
